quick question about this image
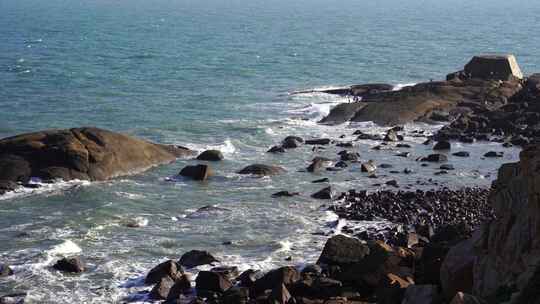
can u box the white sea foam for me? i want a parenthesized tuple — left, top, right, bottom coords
(0, 179, 90, 201)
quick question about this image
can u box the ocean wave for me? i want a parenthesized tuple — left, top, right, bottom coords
(0, 179, 91, 201)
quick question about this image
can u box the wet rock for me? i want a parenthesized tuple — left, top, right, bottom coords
(179, 250, 219, 268)
(196, 270, 233, 293)
(307, 158, 330, 172)
(301, 264, 323, 276)
(179, 164, 212, 181)
(272, 191, 300, 198)
(433, 141, 451, 150)
(441, 237, 475, 300)
(396, 152, 410, 158)
(340, 151, 359, 162)
(396, 143, 411, 148)
(151, 275, 191, 300)
(146, 260, 184, 285)
(268, 146, 286, 153)
(483, 151, 503, 158)
(379, 163, 393, 169)
(311, 187, 333, 200)
(311, 178, 329, 183)
(361, 161, 377, 173)
(452, 151, 470, 157)
(423, 139, 433, 145)
(0, 181, 17, 195)
(220, 286, 250, 304)
(386, 180, 399, 187)
(320, 102, 367, 125)
(0, 293, 26, 304)
(53, 256, 85, 273)
(0, 264, 13, 277)
(384, 129, 399, 142)
(440, 164, 455, 170)
(305, 138, 331, 145)
(282, 136, 304, 149)
(336, 142, 353, 148)
(197, 150, 224, 161)
(334, 161, 348, 168)
(434, 170, 448, 175)
(421, 154, 448, 162)
(0, 127, 193, 184)
(238, 164, 286, 176)
(403, 168, 413, 174)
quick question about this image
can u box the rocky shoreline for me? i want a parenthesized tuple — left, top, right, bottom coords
(1, 55, 539, 303)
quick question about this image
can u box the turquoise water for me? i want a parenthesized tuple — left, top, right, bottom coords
(0, 0, 536, 302)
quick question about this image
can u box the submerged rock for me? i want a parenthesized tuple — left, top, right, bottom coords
(0, 127, 193, 184)
(0, 264, 13, 277)
(238, 164, 286, 176)
(145, 260, 184, 285)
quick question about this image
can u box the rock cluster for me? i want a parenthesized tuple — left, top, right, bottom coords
(329, 188, 492, 247)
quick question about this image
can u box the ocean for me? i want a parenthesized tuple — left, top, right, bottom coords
(0, 0, 537, 302)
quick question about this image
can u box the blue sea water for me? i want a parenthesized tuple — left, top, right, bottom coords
(0, 0, 537, 302)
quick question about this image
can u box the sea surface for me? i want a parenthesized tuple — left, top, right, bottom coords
(0, 0, 538, 302)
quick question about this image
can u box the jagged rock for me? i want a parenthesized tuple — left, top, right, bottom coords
(386, 180, 399, 187)
(471, 145, 540, 298)
(0, 181, 17, 195)
(145, 260, 184, 285)
(317, 235, 370, 265)
(0, 127, 192, 184)
(179, 164, 212, 181)
(311, 187, 333, 199)
(433, 141, 451, 150)
(238, 164, 286, 176)
(53, 256, 85, 273)
(178, 250, 219, 268)
(376, 273, 412, 304)
(195, 271, 233, 293)
(220, 286, 250, 304)
(197, 150, 224, 161)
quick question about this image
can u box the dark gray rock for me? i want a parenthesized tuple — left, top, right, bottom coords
(311, 187, 333, 200)
(179, 164, 212, 181)
(53, 256, 85, 273)
(197, 150, 224, 161)
(179, 250, 219, 268)
(238, 164, 286, 176)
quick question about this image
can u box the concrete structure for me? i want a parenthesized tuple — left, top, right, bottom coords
(464, 54, 523, 80)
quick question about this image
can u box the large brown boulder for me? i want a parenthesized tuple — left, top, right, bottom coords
(0, 127, 192, 184)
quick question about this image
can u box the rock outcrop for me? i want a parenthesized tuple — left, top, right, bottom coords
(319, 55, 524, 126)
(0, 127, 192, 185)
(439, 145, 540, 302)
